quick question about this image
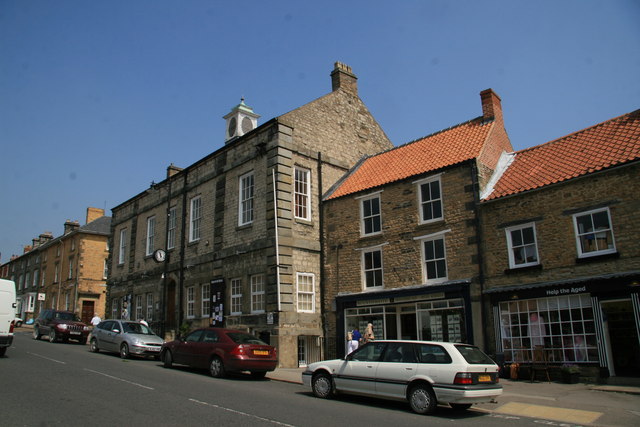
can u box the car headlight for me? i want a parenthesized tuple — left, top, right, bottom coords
(58, 324, 68, 331)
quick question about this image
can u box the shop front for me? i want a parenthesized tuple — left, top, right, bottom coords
(485, 272, 640, 379)
(335, 280, 473, 358)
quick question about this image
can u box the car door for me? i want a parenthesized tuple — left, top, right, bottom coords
(41, 310, 53, 335)
(101, 321, 118, 352)
(375, 342, 419, 399)
(190, 329, 219, 369)
(92, 321, 110, 349)
(173, 329, 204, 366)
(334, 342, 386, 395)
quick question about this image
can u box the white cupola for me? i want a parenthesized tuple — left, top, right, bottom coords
(223, 98, 260, 143)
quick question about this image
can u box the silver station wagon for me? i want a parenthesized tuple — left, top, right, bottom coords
(302, 340, 502, 415)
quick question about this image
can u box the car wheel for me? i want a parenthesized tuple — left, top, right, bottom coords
(120, 343, 130, 359)
(250, 371, 267, 379)
(49, 329, 57, 343)
(162, 350, 173, 368)
(33, 327, 41, 340)
(209, 357, 226, 378)
(312, 372, 334, 399)
(90, 338, 100, 353)
(450, 403, 472, 411)
(408, 384, 437, 415)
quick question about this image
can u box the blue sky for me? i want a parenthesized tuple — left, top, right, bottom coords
(1, 0, 639, 261)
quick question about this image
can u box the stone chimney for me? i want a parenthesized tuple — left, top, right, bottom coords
(480, 89, 503, 123)
(86, 207, 105, 224)
(23, 245, 33, 254)
(331, 62, 358, 95)
(167, 163, 183, 178)
(40, 232, 53, 245)
(64, 220, 80, 235)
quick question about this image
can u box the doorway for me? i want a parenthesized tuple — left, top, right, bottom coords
(601, 299, 640, 377)
(81, 301, 95, 324)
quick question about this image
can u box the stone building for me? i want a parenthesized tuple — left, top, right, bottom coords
(480, 109, 640, 381)
(321, 89, 512, 359)
(1, 207, 110, 324)
(107, 62, 393, 368)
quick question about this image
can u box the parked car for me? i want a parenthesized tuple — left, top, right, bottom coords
(302, 340, 502, 415)
(0, 279, 16, 357)
(89, 319, 164, 359)
(160, 328, 277, 378)
(32, 309, 90, 344)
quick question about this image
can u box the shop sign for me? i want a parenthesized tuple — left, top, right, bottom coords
(394, 292, 445, 303)
(545, 285, 588, 297)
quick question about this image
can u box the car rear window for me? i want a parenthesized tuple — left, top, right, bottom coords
(226, 332, 267, 345)
(454, 345, 495, 364)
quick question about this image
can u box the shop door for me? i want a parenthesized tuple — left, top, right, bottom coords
(400, 312, 417, 340)
(601, 300, 640, 377)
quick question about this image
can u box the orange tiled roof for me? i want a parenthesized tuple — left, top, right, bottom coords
(326, 118, 495, 200)
(484, 109, 640, 201)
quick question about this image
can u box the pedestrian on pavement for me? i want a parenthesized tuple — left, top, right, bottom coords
(348, 327, 362, 354)
(364, 323, 375, 343)
(90, 313, 101, 327)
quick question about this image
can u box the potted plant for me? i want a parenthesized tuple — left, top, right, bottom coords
(561, 364, 580, 383)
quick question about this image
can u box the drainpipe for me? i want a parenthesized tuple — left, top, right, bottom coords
(272, 168, 281, 312)
(317, 152, 325, 358)
(178, 171, 188, 334)
(471, 161, 489, 352)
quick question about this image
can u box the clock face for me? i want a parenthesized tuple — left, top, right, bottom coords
(228, 117, 237, 137)
(241, 116, 253, 133)
(153, 249, 166, 263)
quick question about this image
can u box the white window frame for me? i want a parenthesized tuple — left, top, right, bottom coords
(68, 258, 73, 279)
(239, 172, 254, 226)
(146, 293, 153, 321)
(27, 294, 35, 312)
(186, 286, 195, 319)
(572, 207, 616, 258)
(250, 274, 265, 314)
(32, 270, 39, 288)
(231, 278, 242, 315)
(415, 230, 450, 284)
(189, 196, 202, 242)
(505, 222, 540, 268)
(358, 191, 382, 236)
(415, 175, 444, 224)
(118, 229, 127, 265)
(362, 247, 384, 290)
(201, 284, 210, 318)
(103, 259, 108, 279)
(135, 295, 143, 320)
(54, 264, 59, 283)
(146, 216, 156, 256)
(294, 167, 311, 221)
(167, 206, 177, 250)
(296, 273, 315, 313)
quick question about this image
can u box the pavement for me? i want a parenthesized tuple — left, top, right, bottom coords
(267, 367, 640, 426)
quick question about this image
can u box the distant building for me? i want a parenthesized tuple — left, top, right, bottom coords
(107, 62, 393, 368)
(480, 109, 640, 380)
(1, 207, 111, 323)
(321, 89, 512, 359)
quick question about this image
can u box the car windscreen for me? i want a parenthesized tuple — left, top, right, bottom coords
(55, 312, 79, 321)
(122, 322, 153, 335)
(226, 332, 267, 345)
(454, 345, 495, 364)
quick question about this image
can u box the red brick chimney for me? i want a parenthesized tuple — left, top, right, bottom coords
(331, 62, 358, 95)
(480, 89, 503, 123)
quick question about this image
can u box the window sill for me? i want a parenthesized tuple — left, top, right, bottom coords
(575, 251, 619, 264)
(294, 218, 313, 226)
(505, 264, 543, 274)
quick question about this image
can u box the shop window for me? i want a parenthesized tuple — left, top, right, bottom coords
(573, 208, 616, 258)
(498, 294, 597, 364)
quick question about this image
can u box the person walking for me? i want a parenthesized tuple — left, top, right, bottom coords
(348, 327, 362, 354)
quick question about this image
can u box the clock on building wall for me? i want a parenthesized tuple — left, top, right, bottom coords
(153, 249, 166, 263)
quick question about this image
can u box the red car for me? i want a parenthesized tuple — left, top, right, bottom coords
(160, 328, 277, 379)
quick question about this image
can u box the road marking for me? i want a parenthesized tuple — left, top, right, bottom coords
(495, 401, 602, 424)
(84, 368, 154, 390)
(28, 352, 66, 364)
(189, 398, 297, 427)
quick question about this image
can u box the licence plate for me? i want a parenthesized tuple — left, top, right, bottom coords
(253, 350, 269, 356)
(478, 374, 491, 382)
(70, 331, 81, 335)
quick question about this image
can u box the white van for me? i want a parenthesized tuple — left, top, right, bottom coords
(0, 279, 17, 357)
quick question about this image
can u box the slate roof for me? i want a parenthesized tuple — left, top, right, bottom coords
(79, 216, 111, 235)
(484, 109, 640, 201)
(325, 117, 495, 200)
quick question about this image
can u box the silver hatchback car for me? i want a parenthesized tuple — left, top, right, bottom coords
(302, 340, 502, 415)
(89, 319, 164, 359)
